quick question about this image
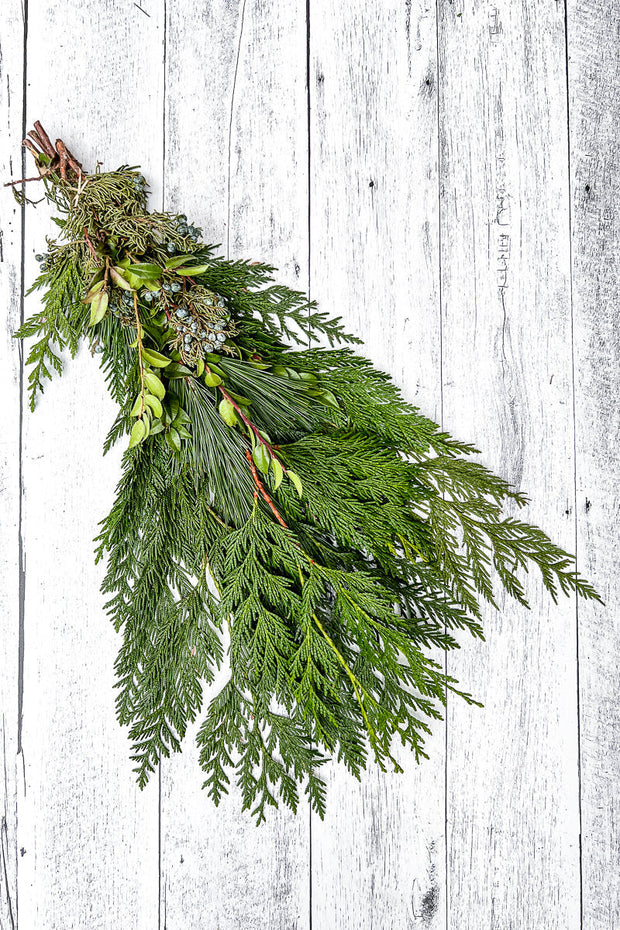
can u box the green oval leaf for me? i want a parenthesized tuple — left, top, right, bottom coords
(252, 443, 270, 475)
(144, 370, 166, 400)
(128, 418, 146, 449)
(287, 470, 303, 498)
(271, 457, 284, 490)
(204, 371, 222, 388)
(89, 290, 109, 327)
(142, 347, 171, 367)
(195, 358, 205, 377)
(218, 398, 238, 427)
(144, 394, 163, 418)
(165, 427, 182, 453)
(175, 264, 210, 276)
(84, 278, 104, 303)
(127, 262, 162, 278)
(110, 266, 133, 290)
(165, 362, 193, 379)
(166, 395, 180, 422)
(227, 390, 252, 406)
(165, 255, 193, 270)
(317, 388, 340, 409)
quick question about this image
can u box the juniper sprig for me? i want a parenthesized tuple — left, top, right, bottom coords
(12, 124, 600, 824)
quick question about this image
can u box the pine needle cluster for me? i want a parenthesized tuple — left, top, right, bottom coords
(14, 141, 600, 823)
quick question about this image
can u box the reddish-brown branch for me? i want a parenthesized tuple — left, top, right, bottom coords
(3, 174, 45, 188)
(83, 227, 101, 265)
(55, 139, 83, 178)
(32, 122, 56, 158)
(13, 123, 85, 185)
(245, 449, 288, 529)
(218, 384, 280, 460)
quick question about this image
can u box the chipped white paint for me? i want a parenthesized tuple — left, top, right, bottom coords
(0, 0, 617, 927)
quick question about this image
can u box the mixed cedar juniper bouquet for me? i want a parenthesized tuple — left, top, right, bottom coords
(11, 124, 600, 823)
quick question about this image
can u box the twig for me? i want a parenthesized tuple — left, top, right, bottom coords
(83, 227, 101, 265)
(245, 449, 288, 529)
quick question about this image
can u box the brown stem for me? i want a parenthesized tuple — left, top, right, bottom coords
(32, 122, 56, 158)
(245, 449, 289, 529)
(83, 227, 101, 265)
(133, 293, 146, 417)
(3, 175, 45, 188)
(218, 384, 280, 460)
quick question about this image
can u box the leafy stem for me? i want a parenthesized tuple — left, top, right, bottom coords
(133, 292, 146, 417)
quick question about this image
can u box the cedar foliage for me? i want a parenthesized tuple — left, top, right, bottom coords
(14, 133, 600, 823)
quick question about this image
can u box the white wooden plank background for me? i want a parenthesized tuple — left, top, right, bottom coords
(0, 1, 618, 927)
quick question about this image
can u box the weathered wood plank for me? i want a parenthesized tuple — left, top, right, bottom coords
(309, 2, 446, 926)
(438, 1, 581, 926)
(160, 3, 310, 926)
(16, 1, 164, 925)
(567, 2, 620, 926)
(0, 2, 26, 926)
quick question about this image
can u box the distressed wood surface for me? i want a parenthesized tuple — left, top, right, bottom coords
(439, 2, 582, 927)
(13, 2, 164, 927)
(160, 2, 311, 928)
(0, 2, 25, 928)
(309, 2, 445, 927)
(568, 1, 620, 927)
(0, 0, 618, 927)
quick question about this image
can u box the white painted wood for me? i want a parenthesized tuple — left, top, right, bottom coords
(309, 2, 446, 926)
(438, 1, 581, 926)
(568, 2, 620, 926)
(15, 1, 164, 926)
(0, 3, 26, 927)
(159, 2, 311, 927)
(0, 0, 618, 926)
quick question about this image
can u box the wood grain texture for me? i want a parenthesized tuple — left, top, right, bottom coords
(15, 2, 164, 926)
(309, 2, 446, 927)
(438, 1, 581, 927)
(159, 2, 310, 927)
(0, 1, 25, 927)
(0, 0, 617, 926)
(568, 2, 620, 927)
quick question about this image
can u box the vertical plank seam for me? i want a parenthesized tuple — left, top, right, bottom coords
(562, 3, 583, 927)
(16, 1, 30, 925)
(159, 4, 168, 929)
(306, 1, 313, 927)
(226, 0, 248, 261)
(434, 3, 448, 929)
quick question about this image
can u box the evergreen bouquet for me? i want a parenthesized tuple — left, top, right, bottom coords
(11, 124, 599, 823)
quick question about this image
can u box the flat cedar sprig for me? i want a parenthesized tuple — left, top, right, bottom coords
(10, 124, 601, 824)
